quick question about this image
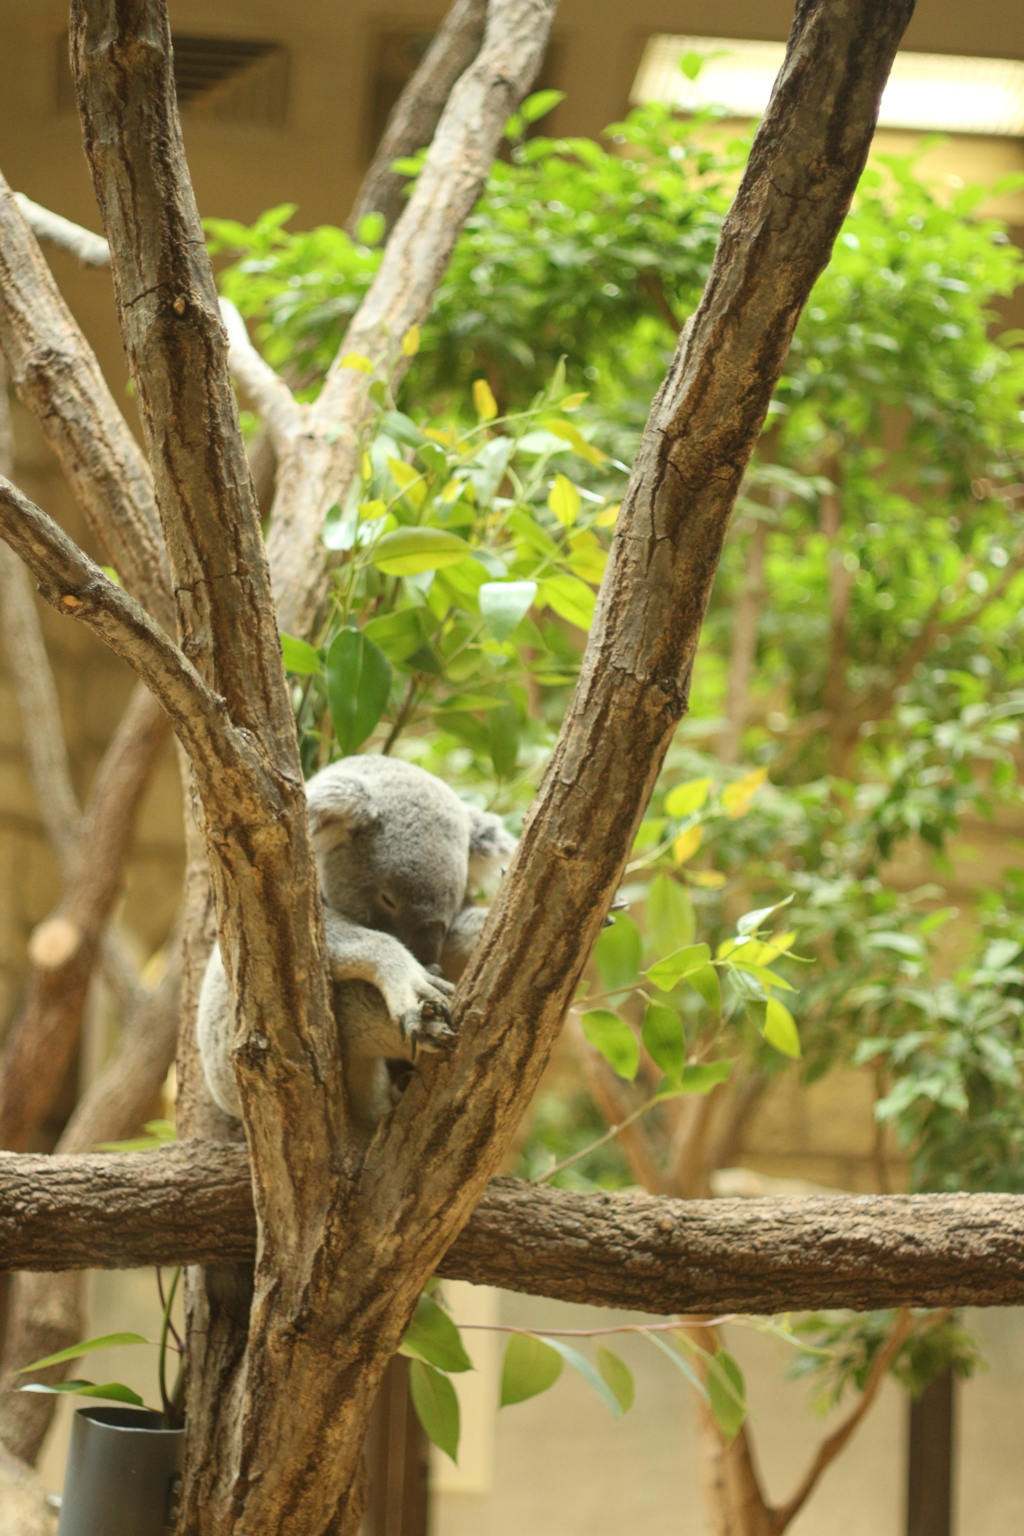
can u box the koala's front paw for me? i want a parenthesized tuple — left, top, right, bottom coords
(395, 968, 456, 1059)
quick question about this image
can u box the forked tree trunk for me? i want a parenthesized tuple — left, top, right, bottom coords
(0, 1, 916, 1532)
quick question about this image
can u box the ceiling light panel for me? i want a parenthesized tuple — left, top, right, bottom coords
(632, 37, 1024, 137)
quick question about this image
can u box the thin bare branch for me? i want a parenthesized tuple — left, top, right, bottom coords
(267, 0, 560, 637)
(219, 298, 301, 452)
(346, 0, 488, 241)
(769, 1309, 915, 1533)
(0, 173, 171, 629)
(12, 192, 110, 268)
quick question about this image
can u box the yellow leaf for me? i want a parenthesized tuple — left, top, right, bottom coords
(358, 499, 386, 521)
(665, 777, 713, 819)
(596, 503, 620, 529)
(548, 473, 581, 526)
(341, 353, 374, 373)
(721, 766, 769, 819)
(425, 426, 457, 447)
(387, 458, 426, 509)
(361, 451, 372, 482)
(687, 870, 727, 890)
(672, 825, 703, 864)
(540, 416, 607, 466)
(440, 478, 462, 504)
(567, 546, 608, 583)
(473, 378, 498, 421)
(401, 324, 420, 357)
(560, 392, 588, 409)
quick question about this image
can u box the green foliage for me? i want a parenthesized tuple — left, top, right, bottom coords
(409, 1359, 460, 1463)
(210, 99, 1024, 1444)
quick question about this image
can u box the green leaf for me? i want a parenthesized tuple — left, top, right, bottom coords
(707, 1350, 746, 1442)
(647, 943, 711, 992)
(596, 1348, 635, 1414)
(409, 1360, 460, 1463)
(736, 895, 793, 937)
(541, 1337, 624, 1419)
(664, 777, 713, 818)
(371, 527, 471, 576)
(763, 996, 801, 1058)
(399, 1294, 473, 1373)
(20, 1380, 145, 1407)
(641, 1331, 708, 1401)
(520, 88, 566, 123)
(730, 960, 796, 993)
(479, 580, 537, 640)
(647, 874, 696, 956)
(17, 1334, 152, 1373)
(581, 1010, 639, 1081)
(541, 575, 595, 630)
(488, 699, 520, 780)
(280, 633, 322, 675)
(548, 473, 581, 526)
(500, 1333, 563, 1406)
(685, 964, 722, 1012)
(594, 914, 642, 991)
(325, 628, 393, 755)
(677, 1060, 733, 1095)
(642, 1002, 685, 1080)
(355, 211, 385, 246)
(363, 607, 429, 663)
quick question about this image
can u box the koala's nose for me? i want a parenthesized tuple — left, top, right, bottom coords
(410, 920, 447, 966)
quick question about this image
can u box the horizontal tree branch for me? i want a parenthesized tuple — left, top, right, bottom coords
(3, 1144, 1022, 1313)
(13, 192, 111, 268)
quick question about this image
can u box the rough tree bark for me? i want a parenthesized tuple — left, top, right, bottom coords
(0, 1, 918, 1532)
(5, 1148, 1024, 1312)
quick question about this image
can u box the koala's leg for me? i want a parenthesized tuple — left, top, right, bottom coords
(196, 942, 243, 1119)
(440, 904, 491, 984)
(323, 908, 455, 1058)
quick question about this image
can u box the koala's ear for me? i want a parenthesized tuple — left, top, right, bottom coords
(466, 807, 517, 890)
(306, 768, 378, 848)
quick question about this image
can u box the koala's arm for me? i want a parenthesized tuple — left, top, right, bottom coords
(323, 907, 454, 1058)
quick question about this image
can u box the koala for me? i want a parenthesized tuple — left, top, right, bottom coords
(196, 754, 517, 1130)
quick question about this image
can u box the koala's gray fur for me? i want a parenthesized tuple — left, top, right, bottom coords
(196, 755, 516, 1129)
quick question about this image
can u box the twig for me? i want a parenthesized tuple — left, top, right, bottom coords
(769, 1308, 915, 1533)
(13, 192, 110, 268)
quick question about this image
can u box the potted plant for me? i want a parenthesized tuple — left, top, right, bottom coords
(16, 1268, 185, 1536)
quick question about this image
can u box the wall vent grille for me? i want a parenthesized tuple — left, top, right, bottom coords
(56, 34, 289, 127)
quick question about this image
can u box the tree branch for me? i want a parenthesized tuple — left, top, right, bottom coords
(4, 1147, 1024, 1313)
(219, 298, 301, 454)
(0, 173, 171, 630)
(12, 192, 110, 269)
(70, 0, 298, 766)
(769, 1308, 915, 1533)
(0, 476, 228, 768)
(0, 681, 169, 1151)
(346, 0, 489, 241)
(266, 0, 560, 637)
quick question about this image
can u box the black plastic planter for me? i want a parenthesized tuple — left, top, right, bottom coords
(56, 1406, 184, 1536)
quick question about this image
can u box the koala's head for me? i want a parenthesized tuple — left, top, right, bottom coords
(306, 756, 513, 966)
